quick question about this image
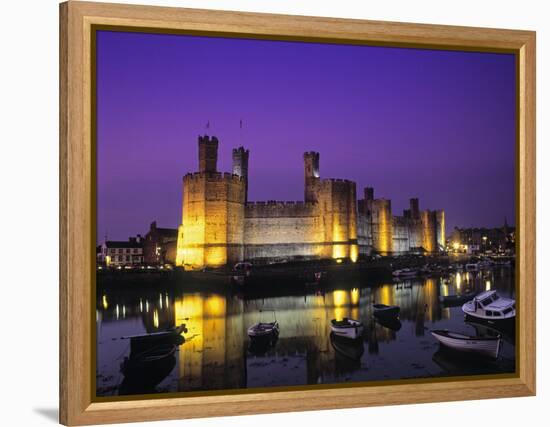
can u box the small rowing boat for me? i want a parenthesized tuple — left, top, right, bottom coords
(431, 329, 501, 359)
(373, 303, 400, 319)
(248, 309, 279, 340)
(120, 324, 187, 342)
(248, 321, 279, 338)
(330, 318, 363, 340)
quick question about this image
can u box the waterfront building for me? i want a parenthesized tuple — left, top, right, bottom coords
(99, 235, 144, 267)
(448, 220, 515, 254)
(176, 135, 446, 270)
(143, 221, 178, 265)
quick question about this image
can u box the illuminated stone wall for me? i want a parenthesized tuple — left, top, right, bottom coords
(318, 179, 358, 260)
(392, 216, 410, 253)
(421, 210, 438, 253)
(371, 199, 393, 255)
(436, 210, 445, 250)
(356, 199, 372, 255)
(407, 219, 423, 249)
(176, 172, 246, 270)
(242, 172, 358, 263)
(243, 201, 324, 260)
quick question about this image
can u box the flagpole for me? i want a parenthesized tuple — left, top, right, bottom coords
(239, 119, 243, 145)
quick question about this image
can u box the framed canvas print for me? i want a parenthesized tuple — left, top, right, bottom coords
(59, 1, 536, 425)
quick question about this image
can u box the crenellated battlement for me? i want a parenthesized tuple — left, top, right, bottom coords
(184, 171, 246, 183)
(304, 151, 319, 157)
(322, 178, 353, 184)
(246, 200, 318, 206)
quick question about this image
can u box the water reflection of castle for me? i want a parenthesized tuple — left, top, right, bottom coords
(97, 269, 514, 394)
(176, 136, 445, 270)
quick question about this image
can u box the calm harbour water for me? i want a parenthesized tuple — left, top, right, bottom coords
(96, 266, 515, 397)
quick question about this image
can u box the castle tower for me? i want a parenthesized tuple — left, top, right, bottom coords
(435, 210, 445, 251)
(198, 135, 219, 173)
(232, 146, 249, 202)
(421, 210, 438, 253)
(304, 151, 320, 203)
(364, 187, 374, 216)
(410, 198, 420, 220)
(364, 187, 374, 201)
(176, 136, 246, 270)
(371, 199, 393, 255)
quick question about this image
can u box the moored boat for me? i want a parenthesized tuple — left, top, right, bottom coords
(119, 343, 178, 394)
(248, 309, 279, 340)
(375, 316, 402, 331)
(330, 318, 364, 339)
(461, 290, 515, 322)
(373, 303, 400, 319)
(330, 332, 365, 360)
(248, 321, 279, 338)
(120, 324, 187, 350)
(431, 329, 501, 359)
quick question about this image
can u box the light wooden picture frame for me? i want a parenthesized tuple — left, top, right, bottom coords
(59, 1, 536, 425)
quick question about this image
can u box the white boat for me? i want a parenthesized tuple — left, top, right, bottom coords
(392, 268, 418, 278)
(462, 290, 515, 321)
(330, 318, 364, 339)
(431, 329, 501, 359)
(465, 263, 479, 271)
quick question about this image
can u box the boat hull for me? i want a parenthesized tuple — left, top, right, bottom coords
(330, 324, 364, 339)
(431, 331, 501, 359)
(373, 305, 400, 319)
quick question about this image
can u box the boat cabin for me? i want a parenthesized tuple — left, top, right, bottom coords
(463, 290, 515, 320)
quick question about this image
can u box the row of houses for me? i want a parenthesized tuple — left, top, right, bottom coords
(96, 221, 178, 267)
(447, 220, 515, 255)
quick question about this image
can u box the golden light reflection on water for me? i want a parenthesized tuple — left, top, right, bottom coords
(97, 265, 516, 394)
(153, 309, 159, 328)
(351, 288, 360, 305)
(377, 285, 393, 306)
(173, 293, 230, 390)
(332, 290, 348, 307)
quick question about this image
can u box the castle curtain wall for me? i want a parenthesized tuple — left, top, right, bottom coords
(243, 202, 324, 261)
(392, 216, 410, 253)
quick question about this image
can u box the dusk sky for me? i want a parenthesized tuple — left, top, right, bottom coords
(97, 30, 516, 242)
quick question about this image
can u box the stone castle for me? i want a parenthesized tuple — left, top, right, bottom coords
(175, 135, 445, 270)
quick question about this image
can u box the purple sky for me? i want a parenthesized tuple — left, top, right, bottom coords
(97, 30, 516, 242)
